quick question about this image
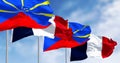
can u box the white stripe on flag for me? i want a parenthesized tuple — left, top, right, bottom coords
(87, 34, 102, 58)
(68, 34, 103, 62)
(32, 16, 56, 38)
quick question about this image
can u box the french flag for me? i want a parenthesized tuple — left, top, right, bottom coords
(70, 34, 117, 61)
(12, 15, 68, 43)
(12, 15, 57, 42)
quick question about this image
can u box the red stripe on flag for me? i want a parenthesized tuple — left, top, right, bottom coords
(102, 36, 117, 58)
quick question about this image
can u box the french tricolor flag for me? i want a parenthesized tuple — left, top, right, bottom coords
(12, 15, 56, 42)
(70, 34, 117, 61)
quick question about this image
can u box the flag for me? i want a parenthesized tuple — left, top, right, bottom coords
(11, 15, 91, 51)
(70, 34, 117, 61)
(12, 15, 68, 42)
(12, 15, 56, 42)
(44, 22, 91, 51)
(0, 0, 53, 31)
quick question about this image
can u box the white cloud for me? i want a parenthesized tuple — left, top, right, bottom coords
(94, 0, 120, 43)
(66, 0, 112, 24)
(66, 0, 115, 25)
(67, 9, 99, 24)
(12, 42, 35, 57)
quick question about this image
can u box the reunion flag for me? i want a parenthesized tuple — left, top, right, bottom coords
(0, 0, 53, 31)
(44, 22, 91, 51)
(70, 34, 117, 61)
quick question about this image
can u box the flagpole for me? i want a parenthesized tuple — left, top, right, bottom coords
(6, 30, 9, 63)
(65, 48, 68, 63)
(38, 37, 40, 63)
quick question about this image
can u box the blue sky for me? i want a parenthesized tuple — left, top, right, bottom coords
(0, 0, 120, 63)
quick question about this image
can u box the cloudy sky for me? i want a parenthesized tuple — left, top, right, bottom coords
(0, 0, 120, 63)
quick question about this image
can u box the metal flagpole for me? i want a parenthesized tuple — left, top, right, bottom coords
(6, 30, 9, 63)
(38, 37, 40, 63)
(37, 36, 44, 63)
(65, 48, 68, 63)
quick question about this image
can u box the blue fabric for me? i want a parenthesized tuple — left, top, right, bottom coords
(0, 0, 18, 11)
(24, 0, 47, 9)
(0, 0, 53, 26)
(70, 22, 91, 44)
(73, 37, 89, 44)
(44, 37, 60, 51)
(29, 12, 51, 25)
(69, 22, 91, 37)
(0, 12, 18, 23)
(70, 42, 88, 61)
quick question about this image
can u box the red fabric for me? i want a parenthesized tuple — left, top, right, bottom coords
(102, 36, 117, 58)
(54, 16, 72, 38)
(46, 40, 80, 51)
(0, 12, 49, 31)
(46, 40, 87, 51)
(45, 16, 87, 51)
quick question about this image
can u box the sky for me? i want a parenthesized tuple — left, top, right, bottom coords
(0, 0, 120, 63)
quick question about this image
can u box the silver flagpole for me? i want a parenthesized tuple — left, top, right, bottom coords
(38, 37, 40, 63)
(65, 48, 68, 63)
(6, 30, 9, 63)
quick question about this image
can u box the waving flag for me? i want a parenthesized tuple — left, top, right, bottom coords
(11, 15, 91, 51)
(70, 34, 117, 61)
(12, 15, 68, 42)
(44, 22, 91, 51)
(0, 0, 53, 31)
(12, 15, 56, 42)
